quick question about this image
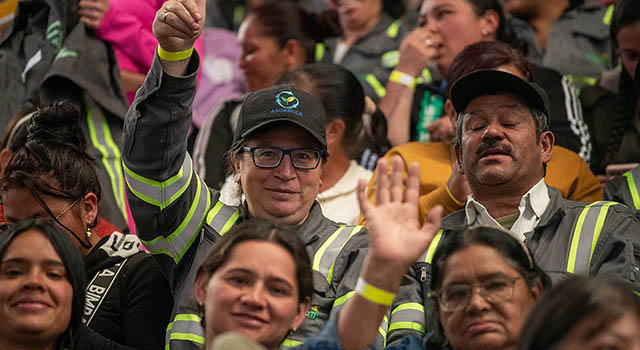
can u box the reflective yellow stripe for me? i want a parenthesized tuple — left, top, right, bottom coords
(333, 291, 355, 308)
(206, 201, 225, 225)
(166, 313, 205, 347)
(281, 339, 303, 347)
(623, 171, 640, 210)
(365, 74, 387, 97)
(220, 211, 239, 235)
(381, 50, 400, 68)
(587, 202, 616, 274)
(315, 42, 325, 62)
(141, 175, 212, 263)
(312, 226, 346, 271)
(386, 19, 401, 38)
(378, 315, 389, 346)
(123, 156, 193, 209)
(86, 98, 129, 223)
(425, 230, 444, 263)
(603, 4, 614, 25)
(391, 302, 424, 314)
(326, 226, 364, 283)
(388, 321, 425, 333)
(568, 202, 617, 275)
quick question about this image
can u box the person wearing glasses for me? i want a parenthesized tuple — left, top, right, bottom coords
(300, 185, 549, 350)
(0, 101, 173, 349)
(122, 1, 370, 348)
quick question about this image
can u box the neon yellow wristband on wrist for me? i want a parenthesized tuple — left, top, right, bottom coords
(355, 277, 395, 306)
(390, 70, 417, 89)
(157, 46, 194, 62)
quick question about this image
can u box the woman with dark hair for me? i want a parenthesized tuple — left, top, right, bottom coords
(0, 219, 86, 350)
(192, 1, 341, 190)
(194, 220, 313, 350)
(0, 102, 173, 349)
(318, 0, 410, 102)
(581, 0, 640, 180)
(518, 276, 640, 350)
(218, 63, 380, 224)
(0, 219, 142, 349)
(377, 0, 589, 161)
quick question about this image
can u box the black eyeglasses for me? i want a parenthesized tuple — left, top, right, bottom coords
(429, 275, 521, 312)
(242, 146, 323, 170)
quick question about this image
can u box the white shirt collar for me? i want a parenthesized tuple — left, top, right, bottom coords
(465, 179, 550, 240)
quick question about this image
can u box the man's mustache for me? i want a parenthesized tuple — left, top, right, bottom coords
(476, 140, 513, 156)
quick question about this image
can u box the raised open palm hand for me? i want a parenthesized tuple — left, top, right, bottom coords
(358, 156, 442, 270)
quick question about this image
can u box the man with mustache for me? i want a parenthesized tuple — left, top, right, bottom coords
(386, 69, 640, 346)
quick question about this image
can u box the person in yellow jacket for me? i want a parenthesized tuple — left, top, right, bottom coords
(362, 41, 601, 224)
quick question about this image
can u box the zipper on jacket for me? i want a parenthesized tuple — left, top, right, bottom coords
(420, 266, 427, 282)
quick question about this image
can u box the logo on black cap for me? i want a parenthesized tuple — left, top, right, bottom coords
(272, 90, 303, 116)
(275, 91, 300, 109)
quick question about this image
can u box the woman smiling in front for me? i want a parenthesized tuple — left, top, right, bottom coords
(0, 219, 140, 350)
(193, 220, 313, 350)
(0, 220, 84, 350)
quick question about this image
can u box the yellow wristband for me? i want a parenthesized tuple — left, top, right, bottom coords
(445, 183, 465, 207)
(390, 70, 417, 89)
(355, 277, 395, 306)
(157, 46, 194, 62)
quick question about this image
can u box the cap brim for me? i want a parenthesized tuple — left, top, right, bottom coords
(450, 70, 549, 117)
(230, 117, 327, 152)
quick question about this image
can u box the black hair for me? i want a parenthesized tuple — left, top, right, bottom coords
(0, 219, 87, 349)
(518, 276, 640, 350)
(464, 0, 527, 53)
(383, 0, 406, 19)
(0, 107, 36, 152)
(609, 0, 640, 48)
(426, 226, 550, 345)
(197, 219, 313, 303)
(276, 63, 366, 159)
(250, 2, 342, 64)
(1, 101, 101, 248)
(604, 0, 640, 166)
(430, 226, 550, 292)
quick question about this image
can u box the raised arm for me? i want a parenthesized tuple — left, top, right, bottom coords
(337, 156, 442, 349)
(122, 0, 210, 273)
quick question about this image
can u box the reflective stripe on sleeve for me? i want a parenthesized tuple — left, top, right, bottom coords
(165, 313, 205, 349)
(86, 98, 129, 224)
(141, 175, 212, 263)
(388, 302, 425, 334)
(386, 19, 401, 38)
(364, 74, 387, 98)
(124, 154, 194, 209)
(623, 170, 640, 210)
(567, 201, 618, 275)
(206, 200, 240, 235)
(314, 42, 325, 62)
(312, 225, 365, 284)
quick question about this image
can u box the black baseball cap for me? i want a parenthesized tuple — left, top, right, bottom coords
(450, 69, 551, 122)
(230, 85, 327, 153)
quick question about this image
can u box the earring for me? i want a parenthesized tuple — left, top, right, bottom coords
(86, 223, 93, 239)
(481, 28, 487, 37)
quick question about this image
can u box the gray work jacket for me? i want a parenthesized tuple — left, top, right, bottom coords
(122, 52, 370, 350)
(386, 186, 640, 346)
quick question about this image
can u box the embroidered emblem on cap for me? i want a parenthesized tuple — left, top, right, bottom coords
(272, 90, 303, 116)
